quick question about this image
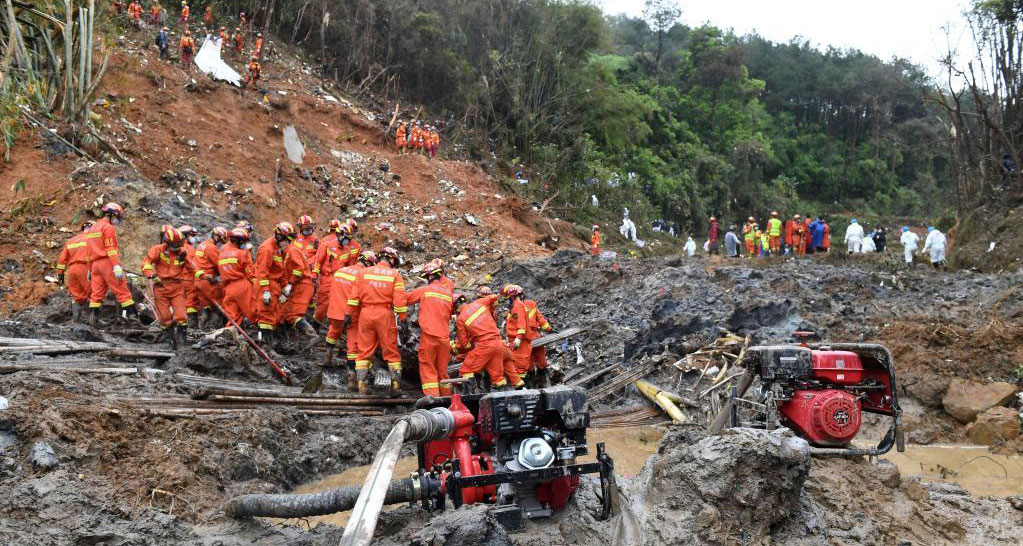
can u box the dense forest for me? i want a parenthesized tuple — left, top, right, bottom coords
(208, 0, 954, 230)
(3, 0, 970, 231)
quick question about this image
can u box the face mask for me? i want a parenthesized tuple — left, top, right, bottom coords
(111, 218, 121, 226)
(341, 237, 350, 245)
(243, 242, 253, 250)
(302, 228, 313, 236)
(279, 239, 291, 250)
(188, 236, 199, 245)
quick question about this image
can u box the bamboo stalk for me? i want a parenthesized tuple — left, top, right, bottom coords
(107, 349, 176, 359)
(204, 394, 417, 406)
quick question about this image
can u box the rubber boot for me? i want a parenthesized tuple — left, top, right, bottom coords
(70, 302, 82, 323)
(175, 324, 188, 349)
(537, 368, 550, 389)
(187, 312, 200, 331)
(165, 327, 178, 350)
(322, 345, 336, 368)
(122, 303, 140, 323)
(356, 369, 369, 394)
(89, 307, 99, 328)
(197, 308, 211, 330)
(295, 318, 317, 337)
(390, 367, 402, 398)
(346, 360, 358, 390)
(258, 329, 275, 351)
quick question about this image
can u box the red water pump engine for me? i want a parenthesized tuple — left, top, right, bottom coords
(740, 343, 903, 454)
(405, 386, 615, 529)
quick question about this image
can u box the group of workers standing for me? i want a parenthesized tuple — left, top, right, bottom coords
(695, 213, 949, 268)
(54, 204, 557, 397)
(395, 121, 441, 158)
(120, 1, 266, 87)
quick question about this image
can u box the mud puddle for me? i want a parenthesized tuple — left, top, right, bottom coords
(884, 444, 1023, 497)
(271, 426, 664, 529)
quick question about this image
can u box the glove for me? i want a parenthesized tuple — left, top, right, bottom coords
(283, 284, 293, 297)
(398, 312, 407, 322)
(113, 265, 124, 280)
(278, 294, 287, 304)
(513, 337, 521, 350)
(151, 276, 162, 284)
(342, 315, 352, 330)
(262, 290, 271, 305)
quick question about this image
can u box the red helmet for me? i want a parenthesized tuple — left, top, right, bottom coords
(423, 258, 444, 276)
(453, 293, 469, 307)
(161, 224, 184, 245)
(178, 225, 197, 237)
(234, 219, 253, 232)
(211, 226, 229, 242)
(297, 215, 314, 228)
(101, 202, 125, 219)
(592, 224, 599, 231)
(345, 218, 359, 234)
(500, 284, 523, 299)
(378, 246, 400, 264)
(274, 221, 297, 240)
(357, 250, 377, 266)
(328, 219, 343, 233)
(229, 227, 250, 241)
(476, 285, 493, 297)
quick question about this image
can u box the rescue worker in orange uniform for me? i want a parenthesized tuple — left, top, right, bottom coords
(767, 211, 783, 254)
(244, 55, 261, 87)
(294, 215, 318, 261)
(788, 214, 804, 256)
(325, 251, 375, 387)
(742, 217, 756, 257)
(177, 225, 201, 328)
(523, 294, 554, 386)
(56, 220, 95, 322)
(346, 247, 407, 395)
(218, 26, 229, 51)
(312, 219, 343, 325)
(395, 121, 408, 153)
(179, 1, 189, 26)
(141, 225, 190, 349)
(231, 27, 243, 56)
(202, 4, 211, 25)
(218, 228, 254, 327)
(254, 222, 295, 346)
(149, 2, 163, 26)
(420, 258, 454, 291)
(501, 284, 532, 379)
(406, 260, 456, 397)
(341, 219, 362, 265)
(193, 226, 227, 328)
(128, 0, 142, 26)
(590, 224, 601, 256)
(281, 225, 318, 336)
(179, 30, 195, 71)
(253, 32, 264, 59)
(86, 203, 137, 327)
(452, 293, 509, 392)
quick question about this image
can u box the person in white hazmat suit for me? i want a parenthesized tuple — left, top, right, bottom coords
(860, 231, 876, 253)
(900, 226, 919, 265)
(684, 236, 697, 257)
(922, 226, 947, 268)
(844, 219, 864, 254)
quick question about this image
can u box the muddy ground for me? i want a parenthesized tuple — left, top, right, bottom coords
(1, 250, 1022, 545)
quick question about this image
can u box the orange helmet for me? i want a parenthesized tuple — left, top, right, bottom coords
(211, 226, 229, 242)
(229, 227, 250, 241)
(161, 224, 184, 245)
(328, 219, 343, 233)
(101, 202, 125, 218)
(423, 258, 444, 276)
(500, 284, 523, 299)
(378, 246, 399, 264)
(274, 221, 297, 240)
(357, 250, 377, 266)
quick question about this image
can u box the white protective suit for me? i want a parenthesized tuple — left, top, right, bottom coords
(923, 230, 947, 265)
(844, 222, 864, 253)
(684, 237, 697, 257)
(861, 234, 876, 253)
(900, 231, 920, 264)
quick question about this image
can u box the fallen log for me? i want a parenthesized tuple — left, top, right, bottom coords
(140, 408, 385, 418)
(635, 380, 687, 423)
(568, 362, 620, 387)
(532, 327, 586, 348)
(0, 364, 155, 375)
(107, 349, 176, 359)
(204, 394, 418, 406)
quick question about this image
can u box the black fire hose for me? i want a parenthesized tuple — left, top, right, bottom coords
(225, 478, 416, 519)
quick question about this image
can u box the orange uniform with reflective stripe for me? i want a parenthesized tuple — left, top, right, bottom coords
(85, 218, 134, 308)
(312, 232, 341, 322)
(342, 239, 362, 266)
(591, 230, 601, 255)
(505, 298, 531, 374)
(254, 238, 287, 329)
(454, 295, 506, 387)
(351, 265, 407, 372)
(294, 234, 318, 262)
(407, 280, 455, 396)
(326, 264, 363, 361)
(524, 299, 552, 371)
(57, 232, 91, 304)
(141, 243, 189, 327)
(217, 242, 254, 325)
(192, 238, 223, 309)
(282, 242, 315, 325)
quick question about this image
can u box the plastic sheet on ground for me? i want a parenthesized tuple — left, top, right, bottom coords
(195, 37, 242, 87)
